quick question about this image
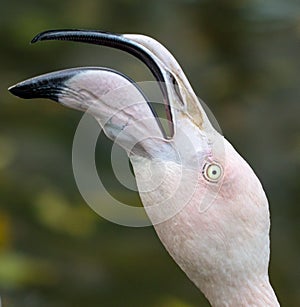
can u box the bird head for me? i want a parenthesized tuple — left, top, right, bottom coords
(9, 30, 274, 304)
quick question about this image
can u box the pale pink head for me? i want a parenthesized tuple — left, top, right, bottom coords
(9, 30, 279, 306)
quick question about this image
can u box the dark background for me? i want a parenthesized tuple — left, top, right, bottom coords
(0, 0, 299, 306)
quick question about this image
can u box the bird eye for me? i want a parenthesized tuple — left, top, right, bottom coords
(203, 162, 223, 182)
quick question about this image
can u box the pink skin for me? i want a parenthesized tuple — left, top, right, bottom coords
(142, 141, 276, 306)
(57, 68, 280, 306)
(10, 33, 280, 306)
(131, 130, 278, 306)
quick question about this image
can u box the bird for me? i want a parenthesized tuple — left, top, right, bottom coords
(9, 29, 280, 306)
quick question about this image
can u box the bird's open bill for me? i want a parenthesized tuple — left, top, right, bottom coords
(8, 29, 281, 306)
(8, 28, 225, 221)
(9, 29, 215, 146)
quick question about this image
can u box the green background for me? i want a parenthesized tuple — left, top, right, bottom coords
(0, 0, 299, 306)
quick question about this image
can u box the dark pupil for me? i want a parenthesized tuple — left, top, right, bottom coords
(212, 170, 217, 175)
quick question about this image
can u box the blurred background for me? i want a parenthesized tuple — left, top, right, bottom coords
(0, 0, 299, 306)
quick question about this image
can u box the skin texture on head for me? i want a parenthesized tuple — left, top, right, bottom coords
(9, 30, 280, 306)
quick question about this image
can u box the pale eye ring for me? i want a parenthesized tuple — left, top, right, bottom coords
(203, 162, 223, 182)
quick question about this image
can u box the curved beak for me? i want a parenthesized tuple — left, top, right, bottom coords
(9, 69, 76, 102)
(9, 29, 214, 138)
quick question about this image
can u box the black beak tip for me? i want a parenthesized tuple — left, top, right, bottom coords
(8, 84, 15, 94)
(31, 31, 46, 44)
(8, 69, 81, 102)
(8, 83, 31, 99)
(8, 81, 60, 102)
(31, 35, 40, 44)
(31, 29, 56, 44)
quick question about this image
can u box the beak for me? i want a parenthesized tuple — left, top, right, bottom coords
(9, 29, 214, 138)
(9, 69, 77, 102)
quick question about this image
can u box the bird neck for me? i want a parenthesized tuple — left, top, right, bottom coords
(201, 276, 280, 307)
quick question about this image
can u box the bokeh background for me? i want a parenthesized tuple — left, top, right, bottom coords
(0, 0, 299, 306)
